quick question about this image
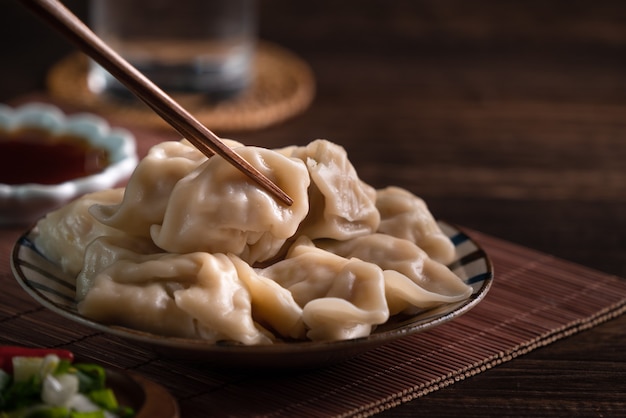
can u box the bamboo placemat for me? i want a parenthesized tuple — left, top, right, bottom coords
(1, 227, 625, 417)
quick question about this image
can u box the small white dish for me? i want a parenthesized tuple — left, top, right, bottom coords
(0, 102, 138, 225)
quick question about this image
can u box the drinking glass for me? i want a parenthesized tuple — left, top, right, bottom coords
(87, 0, 257, 100)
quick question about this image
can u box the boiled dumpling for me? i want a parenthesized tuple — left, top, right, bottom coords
(318, 233, 472, 314)
(150, 145, 310, 265)
(259, 237, 389, 341)
(229, 254, 306, 340)
(78, 279, 203, 339)
(90, 140, 209, 237)
(172, 253, 272, 345)
(76, 234, 161, 299)
(34, 188, 125, 277)
(287, 140, 380, 240)
(383, 270, 470, 315)
(78, 244, 272, 345)
(376, 186, 456, 264)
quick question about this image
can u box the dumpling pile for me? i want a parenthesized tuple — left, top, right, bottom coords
(34, 138, 472, 345)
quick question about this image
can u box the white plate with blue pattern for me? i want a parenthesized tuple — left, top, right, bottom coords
(11, 221, 493, 368)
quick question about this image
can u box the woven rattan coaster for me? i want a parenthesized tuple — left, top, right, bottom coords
(46, 41, 315, 132)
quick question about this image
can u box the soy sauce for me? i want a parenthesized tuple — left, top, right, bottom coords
(0, 128, 110, 185)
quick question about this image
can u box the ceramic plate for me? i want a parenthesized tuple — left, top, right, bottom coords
(11, 222, 493, 368)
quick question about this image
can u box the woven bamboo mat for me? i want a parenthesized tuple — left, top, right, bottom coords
(1, 227, 625, 417)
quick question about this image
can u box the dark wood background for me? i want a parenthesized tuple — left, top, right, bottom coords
(2, 0, 625, 416)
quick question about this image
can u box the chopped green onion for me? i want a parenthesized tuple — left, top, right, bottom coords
(87, 388, 118, 410)
(53, 360, 73, 377)
(12, 357, 45, 383)
(69, 411, 106, 418)
(115, 406, 136, 418)
(1, 376, 41, 411)
(42, 374, 79, 407)
(0, 369, 11, 392)
(0, 347, 134, 417)
(0, 406, 70, 418)
(73, 365, 105, 393)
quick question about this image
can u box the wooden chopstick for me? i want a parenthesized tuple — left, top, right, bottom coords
(19, 0, 293, 206)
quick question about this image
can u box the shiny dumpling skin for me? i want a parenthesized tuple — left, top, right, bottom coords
(376, 186, 456, 265)
(172, 254, 272, 345)
(76, 235, 161, 300)
(301, 260, 390, 341)
(78, 248, 272, 345)
(150, 146, 310, 265)
(90, 140, 208, 238)
(78, 279, 203, 339)
(318, 233, 472, 311)
(34, 188, 125, 277)
(383, 269, 470, 315)
(259, 237, 390, 341)
(229, 254, 306, 340)
(80, 236, 304, 341)
(288, 139, 380, 241)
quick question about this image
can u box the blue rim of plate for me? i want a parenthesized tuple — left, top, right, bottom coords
(11, 221, 493, 360)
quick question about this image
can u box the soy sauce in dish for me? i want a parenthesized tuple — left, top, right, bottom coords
(0, 128, 110, 185)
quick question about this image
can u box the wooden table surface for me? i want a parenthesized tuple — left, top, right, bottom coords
(2, 1, 625, 416)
